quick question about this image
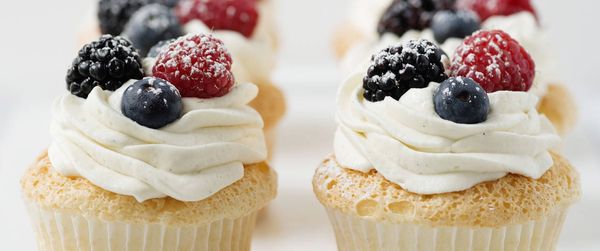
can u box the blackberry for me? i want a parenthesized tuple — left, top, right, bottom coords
(66, 35, 144, 98)
(377, 0, 456, 37)
(98, 0, 181, 35)
(363, 39, 448, 102)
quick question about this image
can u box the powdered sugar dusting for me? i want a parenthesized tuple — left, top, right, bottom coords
(152, 34, 235, 98)
(450, 30, 535, 92)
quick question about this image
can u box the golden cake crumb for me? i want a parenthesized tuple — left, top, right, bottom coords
(313, 153, 580, 228)
(22, 152, 277, 226)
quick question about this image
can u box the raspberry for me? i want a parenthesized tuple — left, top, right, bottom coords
(66, 35, 144, 98)
(175, 0, 259, 38)
(152, 34, 235, 98)
(457, 0, 537, 21)
(450, 30, 535, 93)
(363, 39, 448, 102)
(378, 0, 456, 38)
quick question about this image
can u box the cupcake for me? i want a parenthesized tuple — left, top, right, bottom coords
(21, 34, 277, 250)
(334, 0, 575, 135)
(314, 34, 580, 250)
(79, 0, 285, 154)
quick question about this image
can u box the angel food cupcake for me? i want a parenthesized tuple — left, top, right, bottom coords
(334, 0, 575, 134)
(81, 0, 285, 154)
(21, 34, 277, 250)
(314, 34, 580, 250)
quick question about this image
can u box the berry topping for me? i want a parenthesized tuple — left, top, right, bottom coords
(363, 39, 448, 102)
(434, 77, 489, 124)
(152, 34, 235, 98)
(450, 30, 535, 93)
(456, 0, 536, 21)
(378, 0, 456, 37)
(431, 10, 480, 43)
(66, 35, 144, 98)
(98, 0, 181, 35)
(121, 77, 183, 129)
(121, 4, 184, 57)
(175, 0, 259, 38)
(147, 38, 176, 58)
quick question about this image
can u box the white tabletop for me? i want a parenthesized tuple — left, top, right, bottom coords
(1, 0, 599, 250)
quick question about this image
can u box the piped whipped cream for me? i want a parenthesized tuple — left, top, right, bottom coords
(342, 11, 555, 98)
(334, 73, 560, 194)
(49, 82, 267, 202)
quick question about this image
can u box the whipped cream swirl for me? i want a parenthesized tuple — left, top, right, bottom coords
(342, 12, 554, 98)
(49, 82, 267, 202)
(334, 74, 560, 194)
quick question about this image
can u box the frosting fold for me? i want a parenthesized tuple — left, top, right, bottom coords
(334, 74, 560, 194)
(49, 82, 267, 202)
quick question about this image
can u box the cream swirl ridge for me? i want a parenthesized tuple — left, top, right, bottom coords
(334, 74, 560, 194)
(48, 82, 267, 202)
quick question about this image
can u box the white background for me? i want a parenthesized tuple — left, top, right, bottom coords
(1, 0, 599, 250)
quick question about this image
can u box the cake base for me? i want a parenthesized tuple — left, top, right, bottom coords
(21, 152, 277, 250)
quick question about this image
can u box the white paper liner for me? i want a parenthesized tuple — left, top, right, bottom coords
(325, 207, 569, 251)
(25, 201, 258, 251)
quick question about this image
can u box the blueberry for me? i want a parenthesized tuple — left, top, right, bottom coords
(121, 77, 183, 129)
(434, 77, 489, 124)
(121, 4, 183, 57)
(147, 38, 176, 58)
(431, 10, 480, 44)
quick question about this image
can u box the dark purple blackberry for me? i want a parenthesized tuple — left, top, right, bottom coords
(66, 35, 144, 98)
(363, 39, 448, 102)
(98, 0, 181, 35)
(377, 0, 456, 37)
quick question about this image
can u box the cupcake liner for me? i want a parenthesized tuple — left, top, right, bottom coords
(25, 201, 258, 251)
(325, 207, 569, 251)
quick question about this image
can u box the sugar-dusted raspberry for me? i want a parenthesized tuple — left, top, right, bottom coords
(450, 30, 535, 93)
(457, 0, 537, 21)
(152, 34, 235, 98)
(175, 0, 259, 38)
